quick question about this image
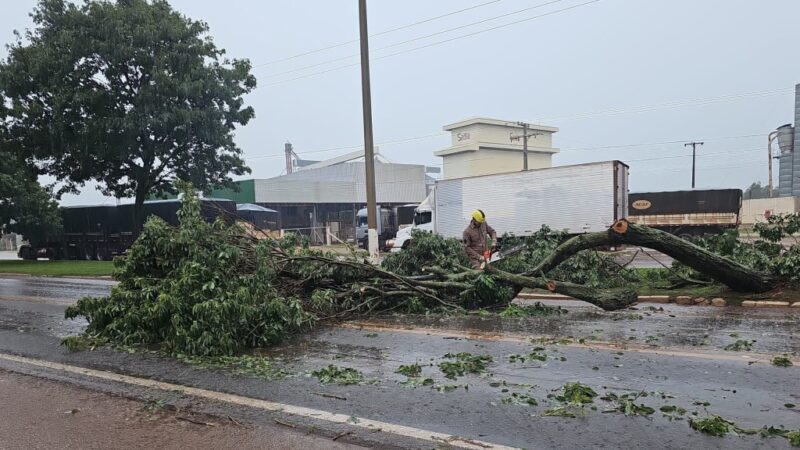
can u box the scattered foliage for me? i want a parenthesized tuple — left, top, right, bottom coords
(724, 339, 755, 352)
(499, 302, 566, 317)
(178, 354, 286, 380)
(554, 383, 598, 405)
(60, 336, 105, 352)
(438, 353, 492, 380)
(689, 415, 740, 437)
(772, 356, 793, 367)
(501, 393, 538, 406)
(311, 365, 365, 385)
(395, 363, 423, 377)
(508, 351, 547, 363)
(401, 377, 435, 387)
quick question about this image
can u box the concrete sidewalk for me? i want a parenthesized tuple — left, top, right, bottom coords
(0, 369, 359, 450)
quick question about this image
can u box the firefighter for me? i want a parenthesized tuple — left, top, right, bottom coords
(463, 209, 497, 269)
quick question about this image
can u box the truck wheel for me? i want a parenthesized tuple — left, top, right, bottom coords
(18, 245, 37, 261)
(96, 247, 110, 261)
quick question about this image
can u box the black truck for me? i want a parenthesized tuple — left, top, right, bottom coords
(18, 199, 237, 260)
(627, 189, 742, 237)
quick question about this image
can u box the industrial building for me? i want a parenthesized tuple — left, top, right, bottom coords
(212, 150, 431, 242)
(435, 117, 559, 179)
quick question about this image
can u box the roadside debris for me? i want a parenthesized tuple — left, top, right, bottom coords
(438, 353, 492, 380)
(311, 365, 365, 385)
(772, 356, 793, 367)
(724, 339, 755, 351)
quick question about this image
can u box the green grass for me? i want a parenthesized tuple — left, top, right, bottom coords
(0, 260, 114, 277)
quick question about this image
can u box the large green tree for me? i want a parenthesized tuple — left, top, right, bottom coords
(0, 0, 255, 224)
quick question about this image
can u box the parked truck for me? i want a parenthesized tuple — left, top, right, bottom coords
(356, 204, 418, 251)
(627, 189, 742, 236)
(18, 198, 237, 260)
(388, 160, 629, 251)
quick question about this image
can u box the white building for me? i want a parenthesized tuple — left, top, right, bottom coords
(435, 117, 559, 179)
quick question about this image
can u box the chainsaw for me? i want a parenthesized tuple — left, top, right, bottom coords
(480, 243, 527, 269)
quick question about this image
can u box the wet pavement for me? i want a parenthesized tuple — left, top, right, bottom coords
(1, 275, 799, 449)
(0, 275, 114, 303)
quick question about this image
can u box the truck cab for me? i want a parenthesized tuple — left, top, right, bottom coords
(388, 194, 434, 252)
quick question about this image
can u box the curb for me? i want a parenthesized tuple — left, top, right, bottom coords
(517, 292, 800, 309)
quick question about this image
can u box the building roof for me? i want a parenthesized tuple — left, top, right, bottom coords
(442, 117, 558, 133)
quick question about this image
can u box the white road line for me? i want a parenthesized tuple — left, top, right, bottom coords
(0, 352, 516, 450)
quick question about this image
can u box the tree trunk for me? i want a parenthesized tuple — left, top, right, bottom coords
(525, 220, 776, 293)
(607, 220, 775, 293)
(486, 266, 638, 311)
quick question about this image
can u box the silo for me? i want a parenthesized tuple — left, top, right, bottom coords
(777, 122, 794, 197)
(794, 84, 800, 197)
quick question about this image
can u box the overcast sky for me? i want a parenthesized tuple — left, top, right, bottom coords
(2, 0, 799, 205)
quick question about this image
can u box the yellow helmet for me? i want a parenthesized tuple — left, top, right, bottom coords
(471, 209, 485, 223)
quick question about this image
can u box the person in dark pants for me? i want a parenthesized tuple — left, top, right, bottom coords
(463, 209, 497, 269)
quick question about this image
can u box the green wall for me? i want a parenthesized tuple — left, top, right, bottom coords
(211, 179, 256, 203)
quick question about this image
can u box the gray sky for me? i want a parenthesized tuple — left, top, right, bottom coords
(2, 0, 798, 205)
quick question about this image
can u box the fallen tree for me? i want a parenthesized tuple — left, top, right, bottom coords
(65, 186, 783, 356)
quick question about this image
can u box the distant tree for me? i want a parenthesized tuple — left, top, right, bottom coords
(743, 182, 770, 200)
(0, 149, 61, 244)
(0, 0, 255, 225)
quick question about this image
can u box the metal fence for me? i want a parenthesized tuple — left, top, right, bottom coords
(280, 227, 331, 246)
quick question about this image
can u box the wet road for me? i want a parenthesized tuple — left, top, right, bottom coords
(1, 275, 799, 449)
(0, 275, 114, 304)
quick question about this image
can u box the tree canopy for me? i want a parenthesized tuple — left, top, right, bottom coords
(0, 0, 256, 223)
(744, 182, 770, 199)
(0, 149, 61, 244)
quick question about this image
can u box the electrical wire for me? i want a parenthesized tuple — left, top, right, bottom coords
(253, 0, 503, 68)
(261, 0, 562, 79)
(265, 0, 601, 86)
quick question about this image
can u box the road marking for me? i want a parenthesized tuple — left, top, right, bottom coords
(339, 322, 799, 366)
(0, 352, 515, 450)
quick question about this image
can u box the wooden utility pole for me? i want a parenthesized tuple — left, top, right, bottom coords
(358, 0, 379, 258)
(684, 141, 704, 189)
(510, 122, 542, 171)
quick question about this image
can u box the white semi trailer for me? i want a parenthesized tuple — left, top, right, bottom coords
(388, 161, 629, 252)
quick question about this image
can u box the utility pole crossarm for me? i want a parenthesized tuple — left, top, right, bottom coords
(510, 122, 543, 171)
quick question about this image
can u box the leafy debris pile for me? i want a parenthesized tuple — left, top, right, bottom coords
(438, 352, 493, 380)
(311, 365, 365, 385)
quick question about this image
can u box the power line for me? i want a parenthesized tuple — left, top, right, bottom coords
(531, 88, 793, 122)
(246, 132, 447, 161)
(265, 0, 601, 86)
(261, 0, 562, 79)
(253, 0, 503, 68)
(560, 133, 765, 152)
(428, 145, 765, 167)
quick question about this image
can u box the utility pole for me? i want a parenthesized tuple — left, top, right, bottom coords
(284, 142, 294, 175)
(358, 0, 379, 259)
(768, 131, 779, 198)
(684, 141, 704, 189)
(510, 122, 542, 171)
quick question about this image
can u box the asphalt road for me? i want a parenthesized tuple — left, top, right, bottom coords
(1, 275, 799, 449)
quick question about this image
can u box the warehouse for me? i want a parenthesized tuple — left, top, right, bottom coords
(213, 152, 430, 242)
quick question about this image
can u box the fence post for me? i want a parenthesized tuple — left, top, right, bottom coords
(325, 226, 332, 246)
